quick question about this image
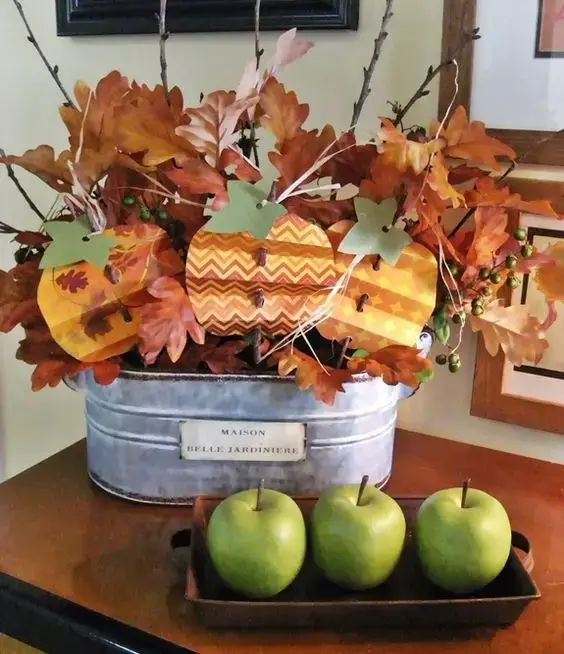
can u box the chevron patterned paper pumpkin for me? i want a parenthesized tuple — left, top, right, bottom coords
(185, 214, 337, 336)
(317, 220, 438, 351)
(38, 224, 183, 362)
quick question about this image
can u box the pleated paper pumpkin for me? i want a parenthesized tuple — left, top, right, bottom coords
(317, 220, 438, 351)
(38, 224, 183, 362)
(185, 214, 337, 336)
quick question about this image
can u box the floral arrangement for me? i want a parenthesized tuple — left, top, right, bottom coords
(0, 0, 561, 405)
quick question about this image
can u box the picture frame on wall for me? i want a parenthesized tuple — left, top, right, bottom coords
(56, 0, 359, 36)
(471, 181, 564, 435)
(440, 0, 564, 166)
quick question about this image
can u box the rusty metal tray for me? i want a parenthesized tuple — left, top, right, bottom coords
(176, 495, 540, 629)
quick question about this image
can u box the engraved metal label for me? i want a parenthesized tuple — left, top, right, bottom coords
(180, 419, 306, 462)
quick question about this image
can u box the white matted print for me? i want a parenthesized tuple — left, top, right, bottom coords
(502, 214, 564, 407)
(472, 0, 564, 130)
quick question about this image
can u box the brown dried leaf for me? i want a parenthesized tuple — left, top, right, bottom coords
(347, 346, 433, 388)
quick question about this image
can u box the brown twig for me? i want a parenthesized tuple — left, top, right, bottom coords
(11, 0, 75, 109)
(392, 26, 479, 128)
(248, 0, 263, 167)
(0, 148, 46, 221)
(0, 221, 22, 235)
(252, 325, 262, 366)
(350, 0, 395, 132)
(336, 336, 352, 369)
(158, 0, 171, 105)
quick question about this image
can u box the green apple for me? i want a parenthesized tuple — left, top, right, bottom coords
(311, 476, 406, 590)
(415, 482, 512, 594)
(206, 483, 306, 599)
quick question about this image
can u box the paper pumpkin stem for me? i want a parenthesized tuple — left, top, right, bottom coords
(372, 255, 382, 271)
(356, 294, 369, 313)
(257, 247, 268, 267)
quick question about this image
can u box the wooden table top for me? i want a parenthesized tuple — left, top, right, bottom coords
(1, 429, 563, 653)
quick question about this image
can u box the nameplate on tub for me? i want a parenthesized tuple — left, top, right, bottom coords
(180, 420, 306, 462)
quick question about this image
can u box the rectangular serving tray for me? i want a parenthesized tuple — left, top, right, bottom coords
(184, 495, 541, 629)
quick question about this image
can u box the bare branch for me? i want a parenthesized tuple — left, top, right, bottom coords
(158, 0, 171, 105)
(11, 0, 75, 109)
(392, 27, 479, 128)
(248, 0, 263, 167)
(0, 148, 46, 221)
(350, 0, 395, 132)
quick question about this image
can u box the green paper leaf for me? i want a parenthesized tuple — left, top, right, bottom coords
(433, 307, 450, 345)
(416, 368, 434, 383)
(204, 180, 287, 240)
(338, 197, 412, 266)
(352, 348, 370, 358)
(40, 216, 117, 270)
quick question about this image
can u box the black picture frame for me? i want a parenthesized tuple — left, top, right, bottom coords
(56, 0, 359, 36)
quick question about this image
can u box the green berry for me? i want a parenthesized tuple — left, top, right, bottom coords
(435, 354, 448, 366)
(449, 361, 461, 373)
(507, 276, 520, 290)
(513, 227, 527, 242)
(155, 206, 169, 223)
(123, 194, 136, 207)
(490, 272, 502, 284)
(448, 262, 460, 277)
(521, 243, 534, 258)
(448, 352, 460, 365)
(139, 206, 152, 222)
(479, 267, 491, 280)
(472, 303, 484, 316)
(505, 255, 518, 269)
(482, 286, 493, 298)
(452, 313, 463, 325)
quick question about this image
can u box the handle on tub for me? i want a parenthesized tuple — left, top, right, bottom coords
(170, 528, 192, 572)
(512, 530, 534, 574)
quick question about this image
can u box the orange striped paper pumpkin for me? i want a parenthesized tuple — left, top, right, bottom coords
(38, 224, 183, 362)
(317, 221, 438, 351)
(185, 214, 337, 336)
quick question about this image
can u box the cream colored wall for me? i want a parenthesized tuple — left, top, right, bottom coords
(0, 0, 561, 478)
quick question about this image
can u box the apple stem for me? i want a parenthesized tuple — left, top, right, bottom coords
(461, 478, 471, 509)
(357, 475, 370, 506)
(255, 478, 265, 511)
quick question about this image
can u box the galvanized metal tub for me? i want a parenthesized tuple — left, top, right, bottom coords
(71, 333, 433, 505)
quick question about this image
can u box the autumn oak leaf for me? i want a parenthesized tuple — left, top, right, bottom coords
(347, 346, 433, 388)
(138, 277, 205, 365)
(56, 269, 89, 294)
(469, 300, 549, 366)
(259, 77, 310, 150)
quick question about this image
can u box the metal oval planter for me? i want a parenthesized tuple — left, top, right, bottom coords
(69, 333, 433, 505)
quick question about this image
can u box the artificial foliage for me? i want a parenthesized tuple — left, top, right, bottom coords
(0, 0, 562, 404)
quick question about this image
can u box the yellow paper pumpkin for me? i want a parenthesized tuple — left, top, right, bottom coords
(317, 220, 438, 351)
(185, 214, 337, 336)
(38, 224, 183, 362)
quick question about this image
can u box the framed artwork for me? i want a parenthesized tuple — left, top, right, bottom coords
(536, 0, 564, 58)
(439, 0, 564, 166)
(471, 180, 564, 435)
(56, 0, 359, 36)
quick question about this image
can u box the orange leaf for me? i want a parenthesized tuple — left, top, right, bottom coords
(165, 157, 227, 197)
(117, 83, 193, 166)
(469, 300, 549, 366)
(269, 125, 336, 191)
(408, 203, 463, 264)
(178, 91, 259, 167)
(0, 261, 42, 333)
(428, 153, 465, 208)
(217, 147, 262, 183)
(465, 177, 558, 217)
(534, 241, 564, 301)
(320, 131, 377, 188)
(378, 119, 442, 175)
(462, 207, 509, 283)
(1, 146, 72, 193)
(347, 345, 432, 388)
(358, 156, 403, 203)
(138, 277, 205, 364)
(433, 106, 516, 171)
(259, 77, 310, 149)
(274, 348, 352, 406)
